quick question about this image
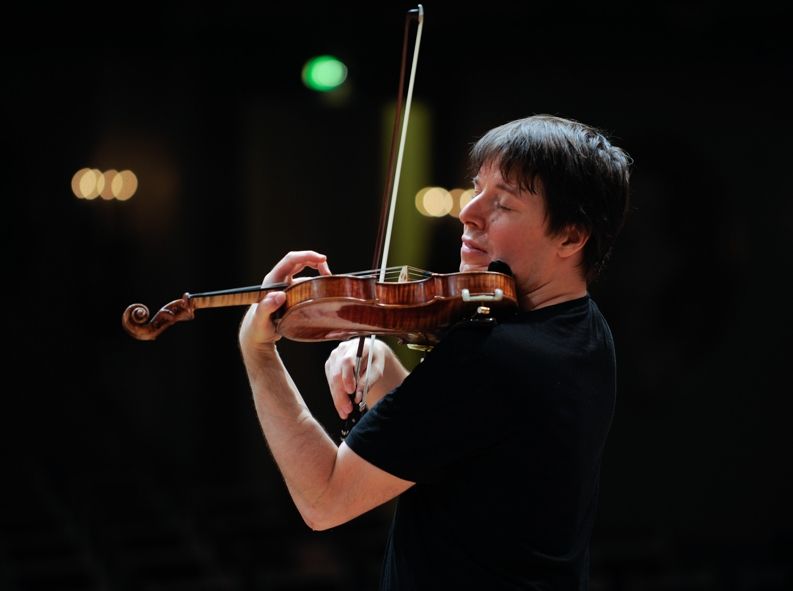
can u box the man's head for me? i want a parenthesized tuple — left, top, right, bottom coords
(469, 115, 631, 283)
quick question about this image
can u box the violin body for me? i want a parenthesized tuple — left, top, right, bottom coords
(122, 270, 518, 345)
(274, 270, 517, 345)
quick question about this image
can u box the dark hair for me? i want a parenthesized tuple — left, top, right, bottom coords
(469, 115, 632, 282)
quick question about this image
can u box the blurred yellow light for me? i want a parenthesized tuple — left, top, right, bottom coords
(83, 169, 103, 199)
(71, 168, 138, 201)
(112, 170, 138, 200)
(414, 186, 431, 216)
(448, 188, 465, 217)
(71, 168, 90, 198)
(422, 187, 453, 217)
(100, 170, 117, 199)
(458, 188, 475, 211)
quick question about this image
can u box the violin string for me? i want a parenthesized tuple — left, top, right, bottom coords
(189, 267, 436, 299)
(189, 283, 289, 298)
(337, 266, 432, 279)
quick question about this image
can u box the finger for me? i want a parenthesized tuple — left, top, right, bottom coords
(276, 251, 329, 282)
(287, 257, 330, 277)
(318, 259, 332, 276)
(253, 292, 286, 334)
(241, 291, 286, 346)
(342, 339, 369, 403)
(325, 349, 353, 419)
(341, 357, 359, 396)
(329, 372, 354, 419)
(255, 291, 286, 317)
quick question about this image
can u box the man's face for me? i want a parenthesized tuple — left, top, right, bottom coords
(459, 162, 560, 295)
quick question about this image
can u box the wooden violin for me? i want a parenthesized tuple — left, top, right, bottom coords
(122, 265, 517, 346)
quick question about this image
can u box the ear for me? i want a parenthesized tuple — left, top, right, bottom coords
(557, 224, 589, 259)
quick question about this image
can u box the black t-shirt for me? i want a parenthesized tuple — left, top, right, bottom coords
(344, 296, 617, 590)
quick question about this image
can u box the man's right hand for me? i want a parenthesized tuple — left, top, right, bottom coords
(325, 338, 386, 419)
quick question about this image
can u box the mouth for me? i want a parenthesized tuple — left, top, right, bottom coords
(460, 238, 491, 272)
(461, 237, 488, 256)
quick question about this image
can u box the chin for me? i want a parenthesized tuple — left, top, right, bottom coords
(459, 261, 487, 273)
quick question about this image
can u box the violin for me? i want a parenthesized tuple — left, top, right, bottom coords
(122, 265, 517, 346)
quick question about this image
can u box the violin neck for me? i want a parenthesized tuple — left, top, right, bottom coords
(187, 283, 287, 310)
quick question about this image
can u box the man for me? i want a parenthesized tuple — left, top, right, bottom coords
(239, 114, 631, 589)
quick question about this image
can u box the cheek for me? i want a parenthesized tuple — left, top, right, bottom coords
(494, 225, 548, 263)
(488, 228, 524, 262)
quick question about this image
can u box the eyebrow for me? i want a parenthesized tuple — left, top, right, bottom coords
(472, 176, 520, 196)
(496, 182, 519, 195)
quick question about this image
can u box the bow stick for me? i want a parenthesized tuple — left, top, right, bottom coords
(340, 4, 425, 439)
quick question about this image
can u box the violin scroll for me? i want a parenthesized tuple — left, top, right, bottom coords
(122, 295, 195, 341)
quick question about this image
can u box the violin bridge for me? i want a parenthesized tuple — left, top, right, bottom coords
(398, 265, 409, 283)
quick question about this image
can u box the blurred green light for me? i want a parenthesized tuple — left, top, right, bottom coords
(302, 55, 348, 92)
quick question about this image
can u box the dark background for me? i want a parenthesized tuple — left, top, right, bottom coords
(2, 2, 791, 589)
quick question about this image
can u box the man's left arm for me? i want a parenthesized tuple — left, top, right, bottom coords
(239, 251, 414, 530)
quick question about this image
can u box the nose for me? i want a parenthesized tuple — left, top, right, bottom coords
(459, 192, 483, 228)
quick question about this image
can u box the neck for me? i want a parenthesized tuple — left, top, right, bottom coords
(518, 278, 588, 311)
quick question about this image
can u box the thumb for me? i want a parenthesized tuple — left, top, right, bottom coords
(244, 291, 286, 346)
(257, 291, 286, 316)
